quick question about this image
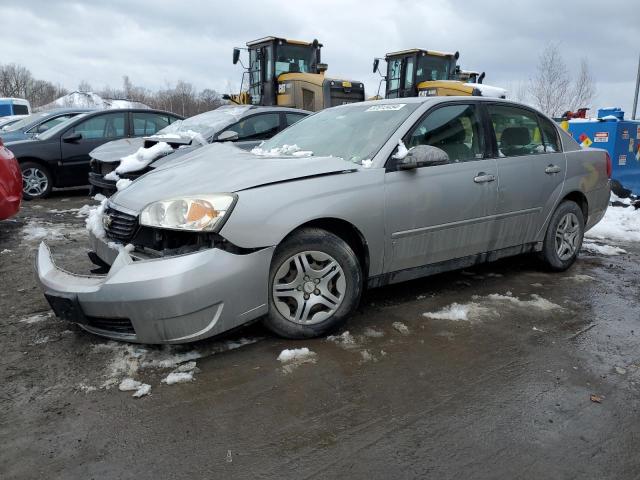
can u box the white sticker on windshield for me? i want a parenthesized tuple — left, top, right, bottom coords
(365, 104, 406, 112)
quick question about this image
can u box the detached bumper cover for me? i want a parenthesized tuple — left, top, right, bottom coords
(36, 242, 274, 344)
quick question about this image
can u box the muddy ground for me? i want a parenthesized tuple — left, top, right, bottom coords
(1, 191, 639, 479)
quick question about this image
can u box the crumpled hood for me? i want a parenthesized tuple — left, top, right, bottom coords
(110, 143, 357, 212)
(90, 137, 146, 163)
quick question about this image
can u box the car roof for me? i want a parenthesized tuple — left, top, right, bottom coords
(76, 108, 184, 119)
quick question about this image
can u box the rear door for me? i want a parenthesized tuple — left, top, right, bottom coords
(58, 112, 127, 186)
(131, 112, 176, 137)
(384, 102, 498, 272)
(485, 104, 566, 249)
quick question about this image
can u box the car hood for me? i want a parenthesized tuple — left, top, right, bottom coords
(0, 130, 28, 142)
(110, 143, 357, 212)
(90, 137, 146, 162)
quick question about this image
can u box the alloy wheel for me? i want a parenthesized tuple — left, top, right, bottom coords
(22, 167, 48, 197)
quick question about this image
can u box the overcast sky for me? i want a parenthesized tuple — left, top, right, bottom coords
(3, 0, 639, 114)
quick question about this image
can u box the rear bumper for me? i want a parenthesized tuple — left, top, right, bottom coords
(36, 241, 274, 344)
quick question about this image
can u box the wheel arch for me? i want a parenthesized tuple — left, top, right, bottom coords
(280, 217, 370, 280)
(561, 190, 589, 223)
(17, 157, 56, 181)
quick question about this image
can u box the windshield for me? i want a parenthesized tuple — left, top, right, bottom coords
(416, 55, 454, 82)
(256, 103, 420, 164)
(155, 106, 251, 140)
(37, 114, 88, 140)
(3, 112, 50, 131)
(275, 44, 316, 77)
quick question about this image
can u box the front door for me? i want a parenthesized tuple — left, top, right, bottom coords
(384, 103, 498, 273)
(58, 112, 127, 186)
(485, 104, 566, 250)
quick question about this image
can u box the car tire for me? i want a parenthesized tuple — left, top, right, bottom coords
(21, 161, 53, 200)
(539, 200, 585, 271)
(264, 228, 363, 339)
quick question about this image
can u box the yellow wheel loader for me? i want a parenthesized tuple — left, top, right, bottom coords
(373, 49, 506, 99)
(227, 37, 365, 112)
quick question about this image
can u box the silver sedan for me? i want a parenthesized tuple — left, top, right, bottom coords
(37, 97, 610, 343)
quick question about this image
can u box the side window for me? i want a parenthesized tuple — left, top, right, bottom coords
(132, 112, 171, 136)
(404, 57, 415, 91)
(405, 104, 485, 163)
(34, 115, 73, 133)
(487, 105, 545, 157)
(284, 113, 306, 127)
(72, 113, 126, 140)
(538, 115, 561, 153)
(226, 113, 281, 141)
(13, 104, 29, 115)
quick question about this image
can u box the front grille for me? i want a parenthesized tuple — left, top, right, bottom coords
(86, 316, 135, 335)
(100, 162, 118, 175)
(104, 206, 138, 241)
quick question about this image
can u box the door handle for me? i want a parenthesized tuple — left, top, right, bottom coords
(545, 165, 562, 174)
(474, 173, 496, 183)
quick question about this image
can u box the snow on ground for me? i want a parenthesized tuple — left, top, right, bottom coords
(424, 293, 563, 323)
(277, 348, 317, 373)
(360, 350, 377, 362)
(1, 249, 11, 254)
(363, 327, 384, 338)
(326, 331, 357, 347)
(565, 274, 595, 283)
(115, 142, 174, 175)
(162, 371, 194, 385)
(119, 378, 152, 398)
(392, 322, 410, 335)
(83, 337, 259, 393)
(586, 205, 640, 243)
(20, 312, 54, 324)
(582, 242, 627, 256)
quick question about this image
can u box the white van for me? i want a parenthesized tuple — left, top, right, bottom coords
(0, 98, 31, 117)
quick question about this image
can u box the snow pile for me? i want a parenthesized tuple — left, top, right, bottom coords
(485, 293, 562, 311)
(468, 83, 508, 98)
(251, 144, 313, 157)
(115, 142, 174, 175)
(392, 322, 410, 335)
(119, 378, 151, 398)
(586, 206, 640, 243)
(21, 312, 54, 324)
(115, 178, 133, 191)
(37, 91, 150, 111)
(277, 348, 317, 373)
(582, 242, 627, 256)
(85, 197, 108, 239)
(423, 302, 490, 322)
(75, 204, 93, 217)
(391, 139, 409, 160)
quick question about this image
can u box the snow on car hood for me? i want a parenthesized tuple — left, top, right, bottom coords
(109, 142, 356, 212)
(90, 137, 146, 162)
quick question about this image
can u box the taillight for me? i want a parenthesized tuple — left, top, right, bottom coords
(605, 152, 612, 178)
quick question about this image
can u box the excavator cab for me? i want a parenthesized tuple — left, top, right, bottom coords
(374, 49, 505, 98)
(230, 37, 365, 111)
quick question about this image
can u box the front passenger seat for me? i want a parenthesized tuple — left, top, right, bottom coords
(500, 127, 530, 156)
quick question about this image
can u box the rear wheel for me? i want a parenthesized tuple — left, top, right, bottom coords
(21, 161, 53, 200)
(264, 228, 363, 339)
(539, 201, 584, 271)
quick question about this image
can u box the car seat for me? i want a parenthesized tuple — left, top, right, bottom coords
(500, 127, 530, 156)
(424, 118, 471, 162)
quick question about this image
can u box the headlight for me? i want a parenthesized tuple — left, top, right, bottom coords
(140, 194, 237, 232)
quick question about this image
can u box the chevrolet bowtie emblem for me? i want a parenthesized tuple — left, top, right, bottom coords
(102, 214, 113, 229)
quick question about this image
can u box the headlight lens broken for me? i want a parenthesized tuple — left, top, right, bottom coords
(140, 194, 236, 232)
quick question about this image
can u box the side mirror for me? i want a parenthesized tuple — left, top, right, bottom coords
(217, 130, 239, 142)
(398, 145, 449, 170)
(478, 72, 486, 84)
(62, 132, 82, 143)
(373, 58, 379, 73)
(232, 48, 240, 65)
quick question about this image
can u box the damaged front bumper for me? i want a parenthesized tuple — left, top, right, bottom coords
(36, 241, 275, 344)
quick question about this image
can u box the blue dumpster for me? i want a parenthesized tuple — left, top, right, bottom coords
(566, 108, 640, 195)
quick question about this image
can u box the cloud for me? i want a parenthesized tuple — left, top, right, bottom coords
(2, 0, 638, 113)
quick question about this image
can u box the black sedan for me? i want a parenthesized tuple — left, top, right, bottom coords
(6, 109, 182, 199)
(0, 108, 94, 143)
(88, 105, 309, 196)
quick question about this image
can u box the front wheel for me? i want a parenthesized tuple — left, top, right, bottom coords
(264, 228, 363, 339)
(21, 161, 53, 200)
(539, 200, 584, 271)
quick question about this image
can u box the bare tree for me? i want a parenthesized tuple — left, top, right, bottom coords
(78, 80, 92, 92)
(568, 58, 596, 111)
(531, 43, 571, 117)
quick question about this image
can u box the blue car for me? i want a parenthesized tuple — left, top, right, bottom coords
(0, 108, 94, 142)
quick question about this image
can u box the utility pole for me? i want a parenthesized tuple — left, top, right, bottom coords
(633, 53, 640, 120)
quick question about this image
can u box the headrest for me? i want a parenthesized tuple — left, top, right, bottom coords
(501, 127, 530, 146)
